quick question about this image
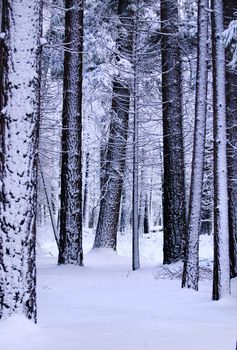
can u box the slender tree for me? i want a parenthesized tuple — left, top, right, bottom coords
(160, 0, 186, 263)
(132, 2, 140, 270)
(182, 0, 209, 290)
(211, 0, 230, 300)
(93, 0, 134, 250)
(0, 0, 42, 321)
(224, 0, 237, 279)
(58, 0, 84, 265)
(0, 1, 5, 186)
(0, 0, 4, 117)
(200, 139, 213, 236)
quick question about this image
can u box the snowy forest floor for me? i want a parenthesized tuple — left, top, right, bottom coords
(0, 228, 237, 350)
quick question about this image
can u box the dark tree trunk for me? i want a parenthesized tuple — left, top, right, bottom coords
(160, 0, 186, 264)
(144, 194, 149, 234)
(58, 0, 84, 265)
(224, 0, 237, 279)
(88, 206, 96, 229)
(93, 0, 133, 250)
(0, 0, 42, 321)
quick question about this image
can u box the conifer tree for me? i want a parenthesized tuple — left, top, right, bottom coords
(0, 0, 42, 321)
(58, 0, 84, 265)
(211, 0, 230, 300)
(160, 0, 186, 263)
(93, 0, 134, 250)
(224, 0, 237, 279)
(182, 0, 209, 290)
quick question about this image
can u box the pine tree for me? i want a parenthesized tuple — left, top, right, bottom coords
(182, 0, 209, 290)
(224, 0, 237, 279)
(211, 0, 230, 300)
(132, 2, 140, 270)
(0, 0, 5, 117)
(58, 0, 84, 265)
(93, 0, 134, 250)
(160, 0, 186, 264)
(0, 0, 6, 179)
(0, 0, 42, 321)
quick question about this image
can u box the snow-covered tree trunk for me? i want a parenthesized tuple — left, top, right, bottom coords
(211, 0, 230, 300)
(0, 0, 6, 156)
(182, 0, 209, 290)
(0, 0, 4, 113)
(200, 137, 213, 236)
(224, 0, 237, 279)
(58, 0, 84, 265)
(0, 0, 42, 321)
(132, 3, 140, 270)
(160, 0, 186, 263)
(83, 151, 89, 227)
(93, 0, 133, 250)
(119, 185, 131, 234)
(138, 153, 145, 237)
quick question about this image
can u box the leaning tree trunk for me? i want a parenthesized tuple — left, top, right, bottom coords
(58, 0, 84, 265)
(211, 0, 230, 300)
(160, 0, 186, 264)
(224, 0, 237, 279)
(93, 0, 133, 250)
(0, 0, 42, 322)
(182, 0, 209, 290)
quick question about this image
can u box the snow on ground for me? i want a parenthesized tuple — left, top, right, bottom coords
(1, 228, 237, 350)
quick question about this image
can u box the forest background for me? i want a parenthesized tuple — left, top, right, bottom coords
(0, 1, 236, 348)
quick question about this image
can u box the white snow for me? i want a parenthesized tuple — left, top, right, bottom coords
(0, 32, 6, 40)
(40, 37, 48, 46)
(0, 231, 237, 350)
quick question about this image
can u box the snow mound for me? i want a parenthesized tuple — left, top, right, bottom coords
(0, 314, 52, 350)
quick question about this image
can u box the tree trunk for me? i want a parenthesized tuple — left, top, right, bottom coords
(0, 0, 6, 172)
(93, 0, 133, 250)
(224, 0, 237, 279)
(83, 151, 89, 227)
(132, 4, 140, 270)
(160, 0, 186, 264)
(211, 0, 230, 300)
(0, 0, 42, 321)
(144, 194, 149, 234)
(182, 0, 209, 290)
(119, 186, 131, 234)
(58, 0, 84, 265)
(200, 138, 213, 236)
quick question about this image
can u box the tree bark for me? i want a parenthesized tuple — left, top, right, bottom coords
(132, 4, 140, 270)
(93, 0, 133, 250)
(58, 0, 84, 265)
(83, 151, 89, 227)
(182, 0, 209, 290)
(160, 0, 186, 264)
(0, 0, 42, 321)
(211, 0, 230, 300)
(224, 0, 237, 279)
